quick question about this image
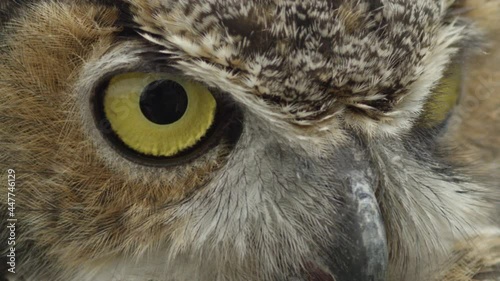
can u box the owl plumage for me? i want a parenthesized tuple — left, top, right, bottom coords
(0, 0, 499, 281)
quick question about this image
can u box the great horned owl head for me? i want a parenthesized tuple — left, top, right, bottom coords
(1, 0, 499, 281)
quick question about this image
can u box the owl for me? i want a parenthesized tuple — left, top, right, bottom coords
(0, 0, 499, 280)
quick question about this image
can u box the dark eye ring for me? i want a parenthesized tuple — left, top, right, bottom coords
(91, 72, 243, 167)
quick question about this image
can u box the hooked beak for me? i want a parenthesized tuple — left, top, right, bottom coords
(314, 171, 388, 281)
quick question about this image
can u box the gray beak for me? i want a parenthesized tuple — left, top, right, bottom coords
(327, 171, 388, 281)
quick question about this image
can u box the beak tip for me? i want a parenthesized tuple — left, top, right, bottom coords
(328, 171, 388, 281)
(351, 172, 388, 281)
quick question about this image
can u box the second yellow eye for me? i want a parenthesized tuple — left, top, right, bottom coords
(421, 64, 462, 126)
(103, 72, 216, 157)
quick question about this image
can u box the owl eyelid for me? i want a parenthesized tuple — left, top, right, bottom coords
(418, 51, 466, 129)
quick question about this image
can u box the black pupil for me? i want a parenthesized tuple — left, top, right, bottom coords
(140, 80, 188, 125)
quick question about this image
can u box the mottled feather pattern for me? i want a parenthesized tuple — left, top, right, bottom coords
(0, 0, 498, 281)
(129, 0, 463, 136)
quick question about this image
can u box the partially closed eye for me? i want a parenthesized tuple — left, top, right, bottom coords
(102, 72, 217, 158)
(420, 62, 462, 126)
(89, 70, 250, 169)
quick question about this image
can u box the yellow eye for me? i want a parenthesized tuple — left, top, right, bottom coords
(421, 63, 462, 126)
(102, 72, 216, 157)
